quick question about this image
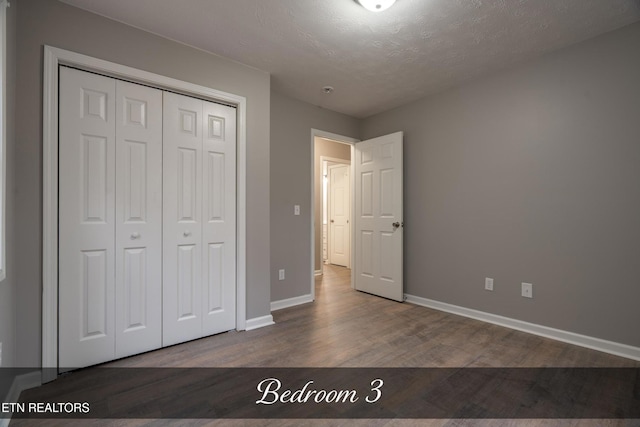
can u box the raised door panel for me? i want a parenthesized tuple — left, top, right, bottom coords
(177, 244, 198, 319)
(115, 80, 163, 358)
(356, 156, 376, 289)
(178, 148, 198, 221)
(202, 101, 236, 335)
(59, 67, 116, 369)
(163, 92, 204, 346)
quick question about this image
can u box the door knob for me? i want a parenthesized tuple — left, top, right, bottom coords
(183, 230, 192, 237)
(330, 219, 334, 223)
(392, 222, 400, 229)
(130, 232, 141, 239)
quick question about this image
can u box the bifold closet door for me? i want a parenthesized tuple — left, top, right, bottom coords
(59, 67, 162, 368)
(114, 80, 163, 358)
(163, 92, 236, 347)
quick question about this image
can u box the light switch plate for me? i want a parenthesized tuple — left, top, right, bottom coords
(485, 278, 494, 291)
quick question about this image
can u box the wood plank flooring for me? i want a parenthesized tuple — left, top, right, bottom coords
(11, 265, 640, 426)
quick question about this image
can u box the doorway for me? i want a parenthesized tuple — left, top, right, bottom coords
(311, 130, 358, 299)
(311, 129, 405, 303)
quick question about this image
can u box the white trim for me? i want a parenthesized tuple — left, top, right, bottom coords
(0, 0, 7, 283)
(314, 269, 323, 276)
(245, 315, 275, 331)
(310, 130, 359, 301)
(271, 294, 314, 312)
(1, 371, 42, 427)
(405, 294, 640, 362)
(321, 157, 350, 165)
(42, 45, 248, 381)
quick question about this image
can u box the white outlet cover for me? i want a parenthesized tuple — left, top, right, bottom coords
(279, 269, 285, 280)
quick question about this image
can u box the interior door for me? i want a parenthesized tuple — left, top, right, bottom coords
(163, 92, 204, 346)
(354, 132, 404, 301)
(114, 80, 163, 358)
(329, 163, 350, 268)
(59, 68, 165, 369)
(59, 67, 117, 368)
(201, 100, 237, 336)
(163, 93, 237, 346)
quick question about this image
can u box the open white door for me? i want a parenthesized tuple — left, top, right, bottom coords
(329, 163, 350, 268)
(354, 132, 403, 301)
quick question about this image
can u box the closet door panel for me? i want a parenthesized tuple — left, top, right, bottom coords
(202, 101, 237, 335)
(59, 67, 117, 369)
(163, 92, 204, 346)
(115, 81, 163, 358)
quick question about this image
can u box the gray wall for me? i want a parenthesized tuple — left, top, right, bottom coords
(270, 91, 359, 303)
(0, 0, 17, 399)
(314, 138, 351, 272)
(15, 0, 271, 368)
(362, 22, 640, 347)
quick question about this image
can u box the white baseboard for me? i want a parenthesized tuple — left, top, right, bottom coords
(245, 315, 275, 331)
(271, 294, 314, 311)
(405, 294, 640, 362)
(1, 371, 42, 427)
(314, 269, 323, 276)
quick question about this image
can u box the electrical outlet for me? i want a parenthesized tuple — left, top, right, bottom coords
(522, 282, 533, 298)
(485, 277, 494, 291)
(279, 269, 285, 281)
(294, 205, 300, 216)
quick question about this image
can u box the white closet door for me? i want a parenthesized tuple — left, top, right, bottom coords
(114, 81, 163, 357)
(163, 92, 204, 346)
(202, 101, 236, 335)
(59, 67, 117, 368)
(163, 93, 237, 345)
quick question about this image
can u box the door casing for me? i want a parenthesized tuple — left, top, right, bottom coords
(42, 46, 248, 382)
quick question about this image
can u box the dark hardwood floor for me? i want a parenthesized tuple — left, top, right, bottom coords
(11, 265, 640, 426)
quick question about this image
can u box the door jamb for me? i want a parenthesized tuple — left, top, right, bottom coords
(310, 130, 359, 300)
(42, 46, 248, 382)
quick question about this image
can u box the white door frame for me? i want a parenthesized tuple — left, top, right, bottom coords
(327, 161, 351, 269)
(310, 129, 358, 299)
(42, 46, 248, 382)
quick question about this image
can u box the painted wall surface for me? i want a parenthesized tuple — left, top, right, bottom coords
(0, 0, 17, 399)
(314, 138, 351, 272)
(270, 90, 359, 303)
(361, 22, 640, 347)
(15, 0, 271, 368)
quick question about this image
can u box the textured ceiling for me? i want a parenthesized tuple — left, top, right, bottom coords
(59, 0, 640, 118)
